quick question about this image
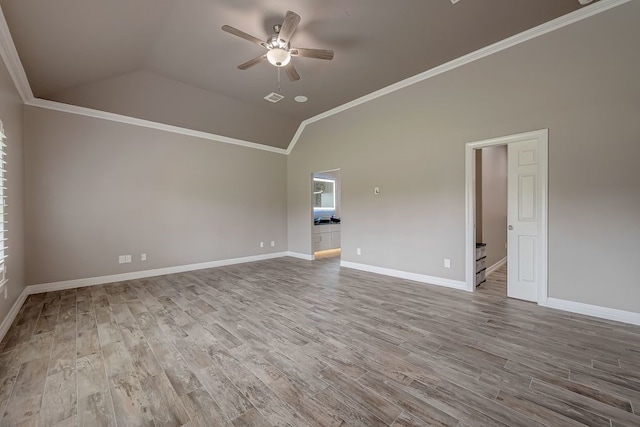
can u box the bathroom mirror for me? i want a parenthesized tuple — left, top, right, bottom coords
(313, 178, 335, 210)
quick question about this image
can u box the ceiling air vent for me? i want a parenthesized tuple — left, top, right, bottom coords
(264, 92, 285, 103)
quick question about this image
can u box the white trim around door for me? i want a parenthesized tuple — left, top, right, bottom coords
(464, 129, 548, 304)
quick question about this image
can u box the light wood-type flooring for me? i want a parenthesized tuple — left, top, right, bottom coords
(1, 256, 640, 426)
(477, 263, 508, 298)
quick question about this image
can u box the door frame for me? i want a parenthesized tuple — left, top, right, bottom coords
(311, 168, 341, 259)
(464, 129, 548, 303)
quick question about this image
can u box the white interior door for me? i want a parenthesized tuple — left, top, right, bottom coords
(507, 139, 541, 302)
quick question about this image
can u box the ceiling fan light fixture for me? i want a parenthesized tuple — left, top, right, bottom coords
(267, 48, 291, 67)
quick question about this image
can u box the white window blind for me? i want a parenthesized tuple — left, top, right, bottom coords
(0, 121, 6, 288)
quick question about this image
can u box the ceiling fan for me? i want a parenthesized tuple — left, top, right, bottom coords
(222, 11, 334, 81)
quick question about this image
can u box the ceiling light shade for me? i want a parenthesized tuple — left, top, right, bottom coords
(267, 48, 291, 67)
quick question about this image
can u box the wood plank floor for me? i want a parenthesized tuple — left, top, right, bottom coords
(1, 256, 640, 426)
(477, 263, 507, 298)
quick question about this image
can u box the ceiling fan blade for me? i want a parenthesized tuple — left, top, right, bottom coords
(238, 54, 267, 70)
(290, 47, 334, 60)
(222, 25, 267, 48)
(277, 11, 300, 45)
(284, 62, 300, 81)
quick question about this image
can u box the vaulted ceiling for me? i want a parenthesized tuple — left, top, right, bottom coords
(1, 0, 589, 148)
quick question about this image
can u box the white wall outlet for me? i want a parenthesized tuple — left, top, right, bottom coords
(270, 241, 275, 247)
(260, 242, 264, 248)
(374, 187, 380, 195)
(141, 253, 147, 261)
(356, 248, 362, 256)
(444, 258, 451, 268)
(118, 255, 126, 264)
(125, 255, 132, 263)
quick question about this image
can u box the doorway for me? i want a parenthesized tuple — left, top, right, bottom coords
(312, 169, 341, 259)
(465, 130, 548, 303)
(474, 145, 508, 294)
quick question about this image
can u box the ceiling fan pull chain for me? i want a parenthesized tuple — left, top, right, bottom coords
(277, 67, 281, 93)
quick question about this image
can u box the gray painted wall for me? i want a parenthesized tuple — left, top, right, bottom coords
(24, 106, 287, 285)
(481, 145, 507, 269)
(287, 3, 640, 313)
(0, 55, 25, 325)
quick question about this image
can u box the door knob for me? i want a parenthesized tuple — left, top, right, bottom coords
(508, 225, 514, 230)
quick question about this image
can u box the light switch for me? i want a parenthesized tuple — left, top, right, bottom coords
(374, 187, 380, 195)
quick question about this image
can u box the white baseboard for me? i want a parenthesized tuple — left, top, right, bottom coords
(1, 252, 290, 342)
(541, 297, 640, 326)
(285, 252, 315, 261)
(487, 257, 507, 276)
(6, 254, 640, 344)
(0, 287, 29, 343)
(340, 261, 467, 291)
(28, 252, 289, 295)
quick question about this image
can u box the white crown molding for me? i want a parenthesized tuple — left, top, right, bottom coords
(26, 98, 288, 155)
(340, 260, 468, 291)
(284, 0, 631, 154)
(0, 0, 630, 157)
(486, 257, 507, 277)
(0, 4, 33, 103)
(541, 297, 640, 326)
(0, 286, 28, 343)
(0, 3, 287, 156)
(27, 251, 289, 295)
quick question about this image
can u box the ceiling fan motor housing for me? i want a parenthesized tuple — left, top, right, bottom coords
(267, 34, 288, 50)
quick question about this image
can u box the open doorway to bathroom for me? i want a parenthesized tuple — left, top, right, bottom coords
(312, 169, 341, 259)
